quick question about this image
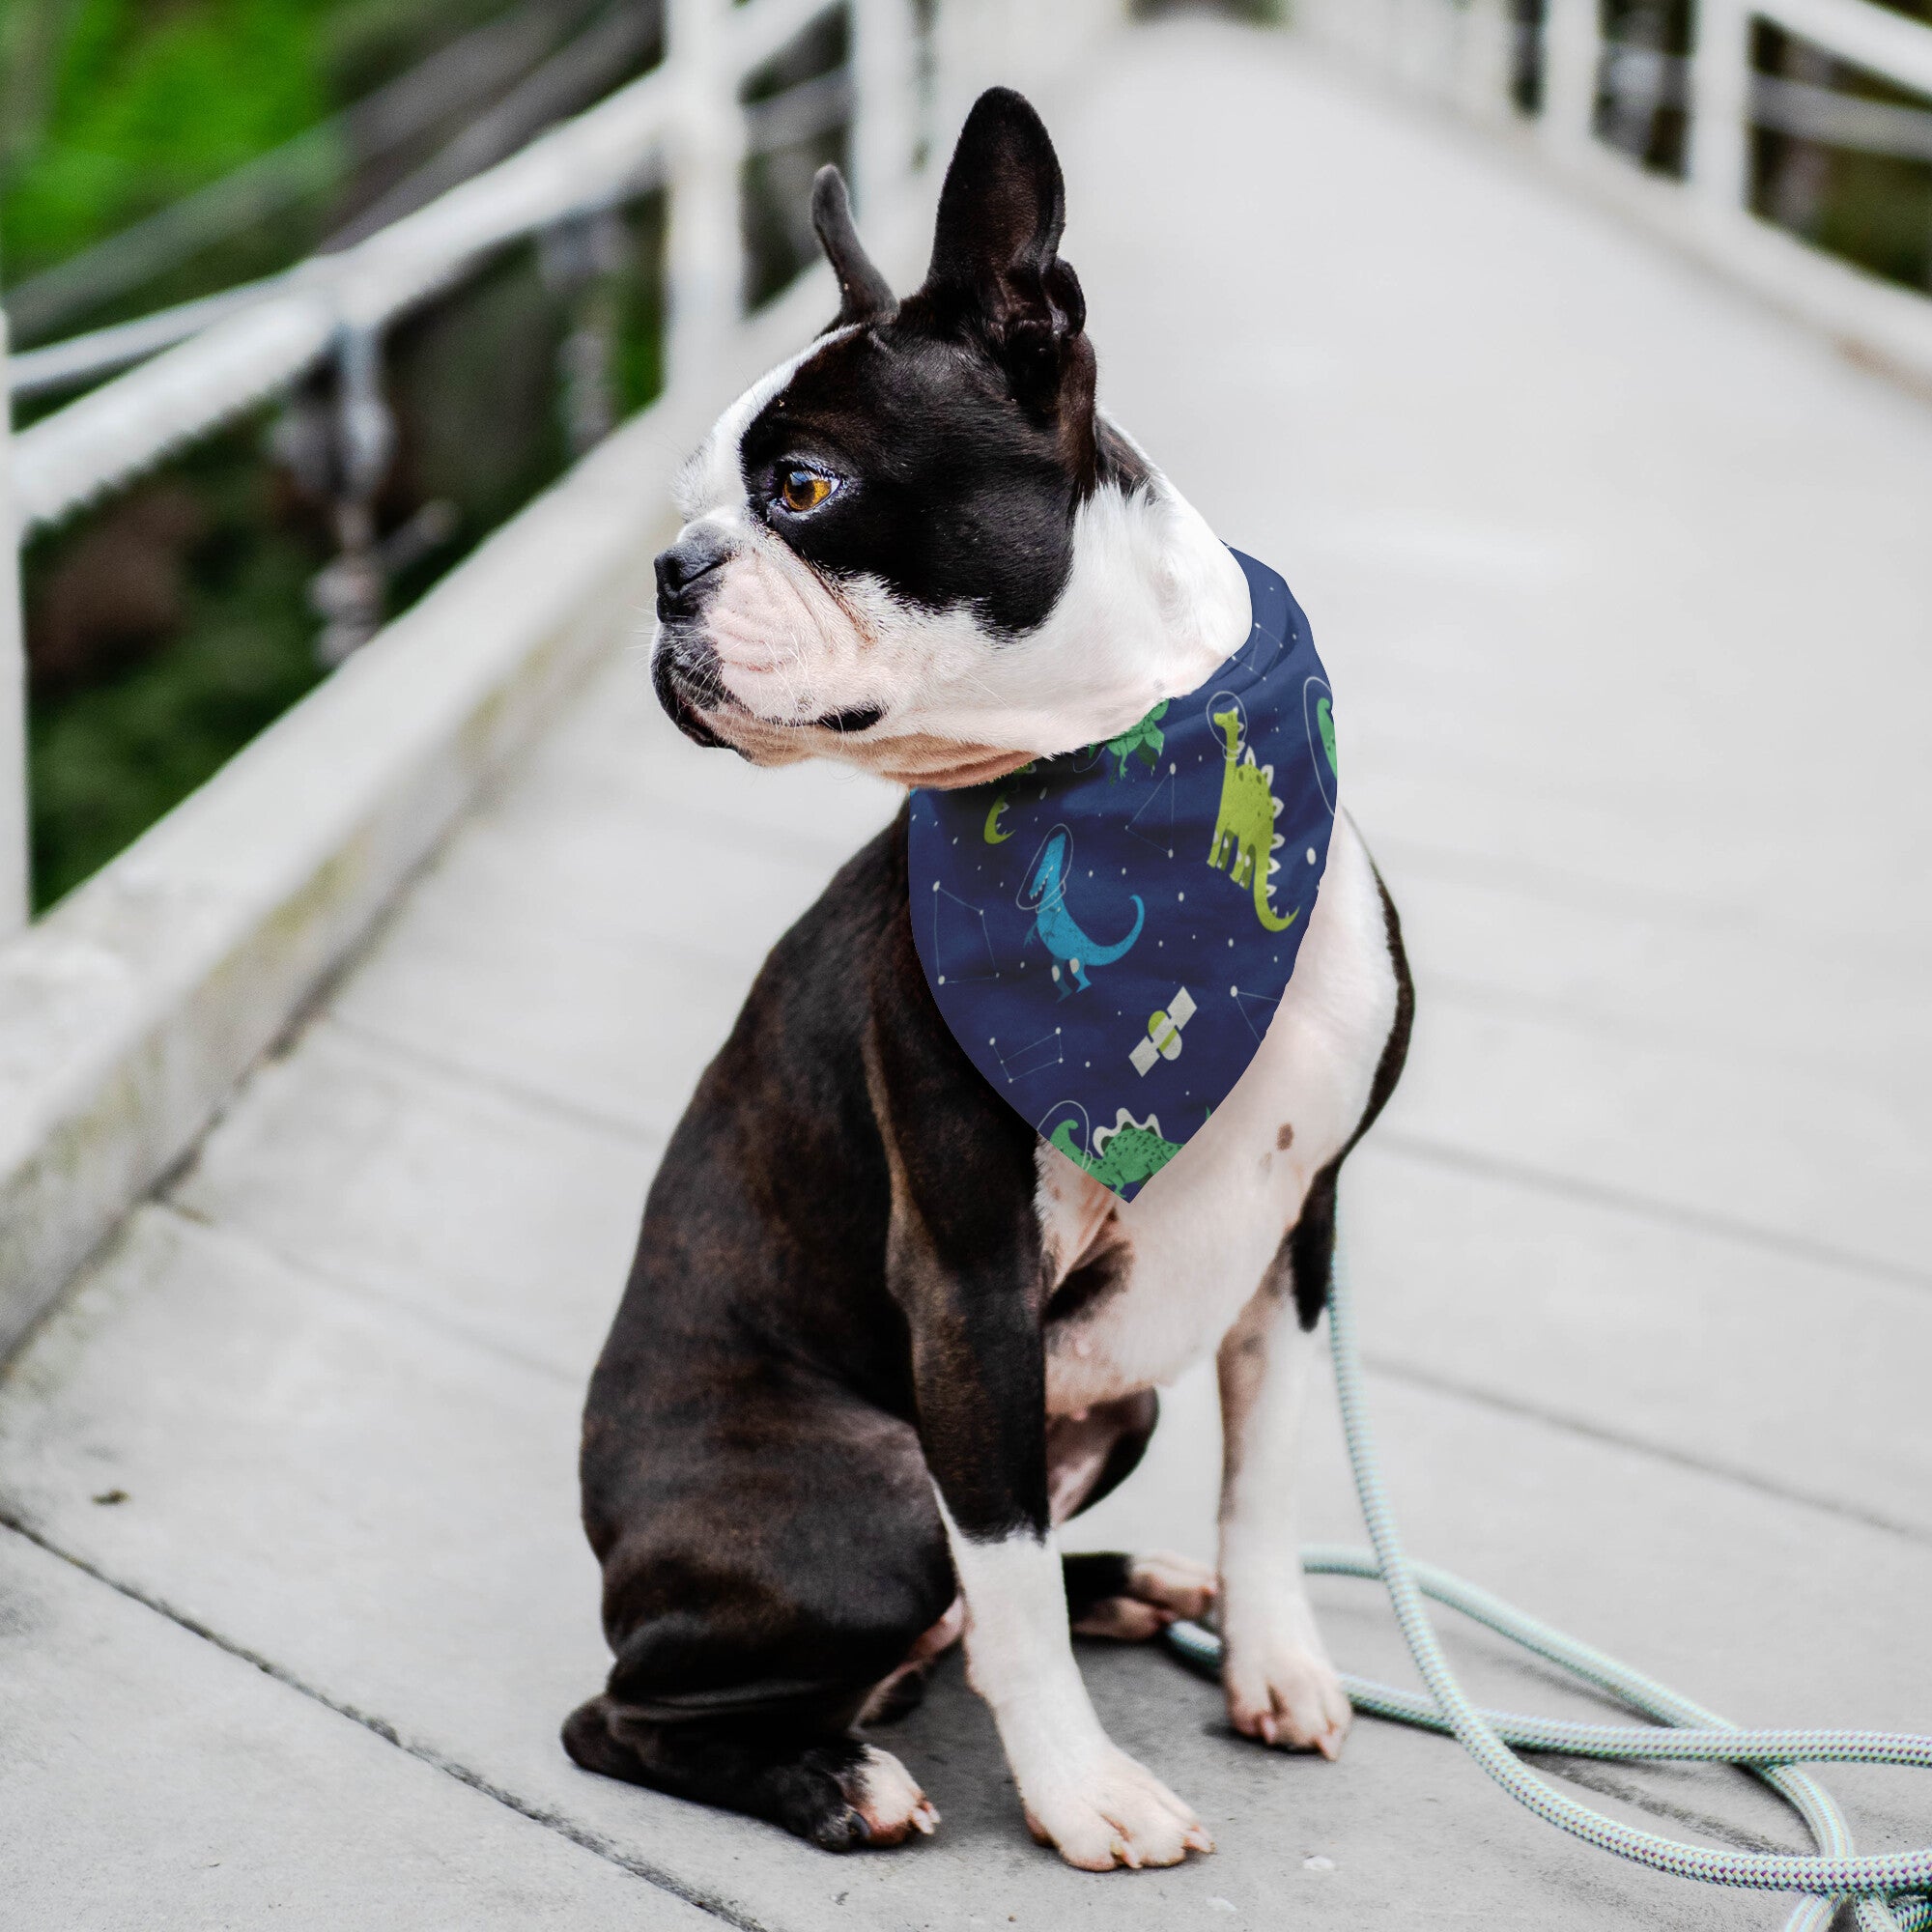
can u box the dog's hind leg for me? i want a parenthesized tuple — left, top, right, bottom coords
(573, 1358, 957, 1851)
(1044, 1391, 1217, 1638)
(1046, 1389, 1158, 1522)
(1064, 1550, 1216, 1641)
(562, 1698, 937, 1849)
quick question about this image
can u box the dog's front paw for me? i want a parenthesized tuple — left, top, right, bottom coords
(1020, 1744, 1213, 1871)
(806, 1745, 940, 1851)
(1222, 1634, 1351, 1759)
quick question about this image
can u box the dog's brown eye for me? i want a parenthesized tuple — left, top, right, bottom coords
(779, 469, 834, 513)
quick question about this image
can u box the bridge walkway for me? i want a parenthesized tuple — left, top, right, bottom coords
(4, 16, 1930, 1927)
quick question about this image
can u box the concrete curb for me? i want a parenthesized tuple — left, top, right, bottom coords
(0, 271, 831, 1358)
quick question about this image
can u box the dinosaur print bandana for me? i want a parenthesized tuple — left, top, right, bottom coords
(908, 550, 1337, 1202)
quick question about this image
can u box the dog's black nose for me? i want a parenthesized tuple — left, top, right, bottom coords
(655, 532, 730, 620)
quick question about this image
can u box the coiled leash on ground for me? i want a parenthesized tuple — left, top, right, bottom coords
(1162, 1213, 1932, 1931)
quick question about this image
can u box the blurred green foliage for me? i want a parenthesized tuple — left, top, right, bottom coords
(0, 0, 516, 287)
(6, 0, 667, 911)
(2, 0, 328, 280)
(22, 418, 329, 904)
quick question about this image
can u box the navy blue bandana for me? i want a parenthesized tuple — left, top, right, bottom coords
(908, 550, 1338, 1202)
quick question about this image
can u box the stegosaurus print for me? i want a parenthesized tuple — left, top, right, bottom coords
(1050, 1107, 1181, 1192)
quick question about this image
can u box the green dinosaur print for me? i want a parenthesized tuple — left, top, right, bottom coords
(1098, 699, 1168, 781)
(1316, 695, 1338, 777)
(980, 760, 1037, 843)
(1208, 707, 1299, 933)
(1050, 1108, 1181, 1192)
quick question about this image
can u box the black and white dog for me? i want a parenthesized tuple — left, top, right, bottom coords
(565, 88, 1412, 1870)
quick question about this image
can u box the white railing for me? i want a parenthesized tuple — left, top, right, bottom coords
(1293, 0, 1932, 387)
(0, 0, 1125, 1350)
(1, 0, 1116, 940)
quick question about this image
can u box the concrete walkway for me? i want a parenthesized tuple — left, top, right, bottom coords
(5, 16, 1930, 1928)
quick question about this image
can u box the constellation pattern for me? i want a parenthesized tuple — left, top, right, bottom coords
(1229, 980, 1284, 1046)
(1125, 766, 1179, 856)
(928, 881, 999, 984)
(990, 1026, 1065, 1084)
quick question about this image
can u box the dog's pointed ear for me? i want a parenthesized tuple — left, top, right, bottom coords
(923, 88, 1087, 405)
(811, 165, 895, 327)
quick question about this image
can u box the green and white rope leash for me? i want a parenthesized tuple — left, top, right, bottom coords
(1162, 1220, 1932, 1930)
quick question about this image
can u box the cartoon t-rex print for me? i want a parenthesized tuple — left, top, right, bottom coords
(1022, 827, 1145, 998)
(1207, 706, 1299, 933)
(1050, 1108, 1181, 1191)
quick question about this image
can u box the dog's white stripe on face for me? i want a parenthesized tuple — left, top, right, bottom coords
(935, 1501, 1210, 1869)
(672, 327, 860, 523)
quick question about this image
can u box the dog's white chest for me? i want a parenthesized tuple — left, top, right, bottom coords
(1037, 815, 1397, 1414)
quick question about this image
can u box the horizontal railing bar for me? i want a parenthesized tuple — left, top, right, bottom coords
(1753, 67, 1932, 157)
(12, 298, 339, 533)
(1753, 0, 1932, 98)
(11, 62, 676, 533)
(321, 0, 663, 251)
(9, 0, 851, 536)
(9, 25, 853, 405)
(323, 67, 672, 328)
(744, 65, 856, 153)
(730, 0, 846, 82)
(0, 0, 601, 346)
(1596, 45, 1932, 160)
(7, 277, 298, 401)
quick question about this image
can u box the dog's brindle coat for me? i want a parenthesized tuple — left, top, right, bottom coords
(568, 90, 1413, 1870)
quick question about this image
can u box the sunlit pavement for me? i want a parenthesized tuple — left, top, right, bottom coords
(4, 16, 1930, 1927)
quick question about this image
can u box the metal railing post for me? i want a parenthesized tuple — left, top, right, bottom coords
(1689, 0, 1753, 221)
(309, 323, 398, 667)
(665, 0, 739, 397)
(1455, 0, 1519, 121)
(0, 313, 30, 935)
(1541, 0, 1603, 155)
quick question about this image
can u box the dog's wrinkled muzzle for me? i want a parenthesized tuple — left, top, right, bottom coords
(651, 634, 730, 750)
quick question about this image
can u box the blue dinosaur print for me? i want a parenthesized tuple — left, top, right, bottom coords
(1019, 827, 1145, 998)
